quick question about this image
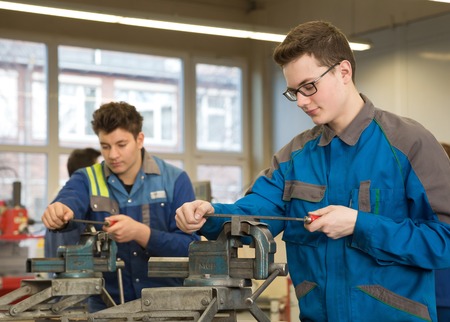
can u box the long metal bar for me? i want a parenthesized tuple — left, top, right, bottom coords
(73, 214, 313, 225)
(204, 213, 316, 224)
(71, 219, 113, 227)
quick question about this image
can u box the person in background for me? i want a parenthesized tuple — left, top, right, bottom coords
(44, 147, 101, 258)
(436, 142, 450, 322)
(175, 21, 450, 322)
(41, 101, 199, 311)
(66, 148, 102, 179)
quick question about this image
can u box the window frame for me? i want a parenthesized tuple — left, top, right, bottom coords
(0, 35, 251, 211)
(189, 57, 250, 200)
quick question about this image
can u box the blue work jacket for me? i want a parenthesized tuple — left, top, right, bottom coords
(201, 95, 450, 322)
(51, 150, 199, 309)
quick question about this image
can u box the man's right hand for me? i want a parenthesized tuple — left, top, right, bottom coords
(175, 200, 214, 234)
(41, 202, 74, 230)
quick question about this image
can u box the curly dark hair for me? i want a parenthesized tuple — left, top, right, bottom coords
(273, 21, 356, 82)
(91, 101, 143, 138)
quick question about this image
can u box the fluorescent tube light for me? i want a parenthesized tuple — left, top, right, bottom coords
(348, 42, 371, 51)
(0, 1, 370, 50)
(0, 1, 120, 23)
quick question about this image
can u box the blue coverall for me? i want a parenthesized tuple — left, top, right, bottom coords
(201, 95, 450, 322)
(49, 150, 199, 310)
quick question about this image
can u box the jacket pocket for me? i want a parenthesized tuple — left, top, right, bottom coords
(295, 280, 327, 322)
(351, 285, 431, 321)
(350, 185, 407, 221)
(283, 181, 327, 246)
(283, 180, 326, 202)
(90, 195, 120, 214)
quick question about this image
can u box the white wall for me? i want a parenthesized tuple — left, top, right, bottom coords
(272, 63, 314, 153)
(356, 13, 450, 143)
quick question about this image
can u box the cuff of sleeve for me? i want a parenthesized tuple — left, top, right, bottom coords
(199, 204, 227, 237)
(351, 211, 377, 252)
(147, 227, 161, 251)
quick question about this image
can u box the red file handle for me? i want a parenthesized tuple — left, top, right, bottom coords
(104, 219, 117, 227)
(304, 214, 320, 224)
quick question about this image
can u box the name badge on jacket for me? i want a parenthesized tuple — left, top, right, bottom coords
(150, 190, 166, 199)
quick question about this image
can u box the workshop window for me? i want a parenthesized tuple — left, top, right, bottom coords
(197, 164, 243, 203)
(195, 62, 245, 203)
(0, 37, 249, 217)
(0, 39, 48, 222)
(196, 63, 242, 152)
(58, 46, 183, 153)
(59, 75, 101, 146)
(0, 38, 47, 146)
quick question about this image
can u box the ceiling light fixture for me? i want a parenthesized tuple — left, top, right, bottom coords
(347, 39, 372, 51)
(0, 1, 371, 50)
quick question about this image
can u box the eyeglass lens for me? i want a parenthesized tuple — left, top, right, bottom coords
(283, 62, 340, 101)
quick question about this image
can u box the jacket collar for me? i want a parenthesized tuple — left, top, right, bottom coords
(102, 148, 161, 178)
(319, 94, 375, 146)
(142, 149, 161, 175)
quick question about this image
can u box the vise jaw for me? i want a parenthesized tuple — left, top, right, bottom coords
(149, 218, 287, 288)
(27, 228, 119, 278)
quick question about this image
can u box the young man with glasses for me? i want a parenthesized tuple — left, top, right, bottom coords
(175, 21, 450, 321)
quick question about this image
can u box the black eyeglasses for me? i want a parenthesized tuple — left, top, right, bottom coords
(283, 62, 340, 101)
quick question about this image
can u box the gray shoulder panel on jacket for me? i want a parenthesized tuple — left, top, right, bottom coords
(374, 108, 450, 220)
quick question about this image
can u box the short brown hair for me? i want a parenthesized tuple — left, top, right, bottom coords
(91, 101, 143, 138)
(67, 147, 101, 176)
(441, 143, 450, 159)
(273, 21, 356, 82)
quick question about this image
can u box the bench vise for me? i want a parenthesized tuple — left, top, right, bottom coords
(28, 229, 119, 278)
(0, 227, 123, 321)
(89, 218, 288, 322)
